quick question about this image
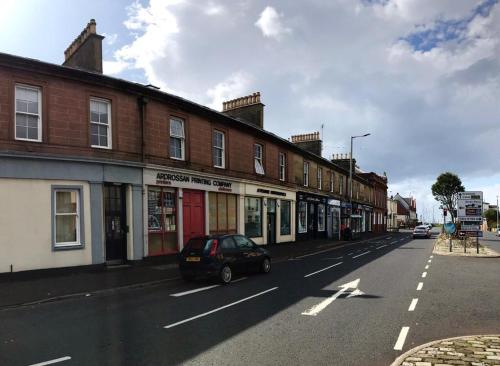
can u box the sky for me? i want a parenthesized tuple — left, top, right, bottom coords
(1, 0, 499, 222)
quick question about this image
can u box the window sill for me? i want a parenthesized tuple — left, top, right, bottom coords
(170, 156, 185, 161)
(53, 243, 84, 251)
(15, 137, 42, 143)
(214, 165, 226, 169)
(91, 145, 112, 150)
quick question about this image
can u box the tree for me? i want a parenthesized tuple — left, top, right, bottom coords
(431, 172, 465, 223)
(484, 208, 498, 229)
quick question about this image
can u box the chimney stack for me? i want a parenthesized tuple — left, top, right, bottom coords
(290, 132, 322, 156)
(332, 152, 356, 171)
(63, 19, 104, 74)
(222, 92, 264, 129)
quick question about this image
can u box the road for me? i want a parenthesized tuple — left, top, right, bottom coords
(1, 230, 499, 366)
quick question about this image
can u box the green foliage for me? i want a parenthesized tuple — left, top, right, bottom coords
(483, 208, 498, 229)
(431, 172, 465, 223)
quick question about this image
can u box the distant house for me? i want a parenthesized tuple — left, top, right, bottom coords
(394, 193, 417, 228)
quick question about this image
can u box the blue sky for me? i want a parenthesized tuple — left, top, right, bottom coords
(2, 0, 500, 221)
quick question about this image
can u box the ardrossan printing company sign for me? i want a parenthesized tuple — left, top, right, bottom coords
(145, 170, 241, 193)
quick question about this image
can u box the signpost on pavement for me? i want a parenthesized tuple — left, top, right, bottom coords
(457, 191, 483, 254)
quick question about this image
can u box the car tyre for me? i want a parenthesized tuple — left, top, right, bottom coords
(260, 257, 271, 274)
(220, 264, 232, 284)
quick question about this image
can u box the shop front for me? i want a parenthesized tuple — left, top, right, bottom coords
(296, 192, 328, 241)
(242, 184, 296, 245)
(363, 205, 373, 233)
(327, 199, 341, 240)
(351, 203, 363, 238)
(143, 168, 242, 255)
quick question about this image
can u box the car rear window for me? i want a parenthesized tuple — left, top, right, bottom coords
(185, 238, 207, 250)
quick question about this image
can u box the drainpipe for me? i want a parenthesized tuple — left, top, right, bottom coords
(138, 96, 149, 162)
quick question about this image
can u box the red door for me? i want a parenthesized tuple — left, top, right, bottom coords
(183, 190, 205, 246)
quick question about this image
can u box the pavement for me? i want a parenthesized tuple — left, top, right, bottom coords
(0, 229, 498, 366)
(0, 232, 386, 309)
(392, 335, 500, 366)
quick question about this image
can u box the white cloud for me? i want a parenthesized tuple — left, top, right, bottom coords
(206, 71, 253, 110)
(102, 33, 118, 46)
(103, 59, 130, 75)
(255, 6, 291, 40)
(301, 94, 351, 112)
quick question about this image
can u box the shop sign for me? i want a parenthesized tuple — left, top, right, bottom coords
(256, 188, 287, 197)
(458, 230, 483, 238)
(328, 199, 341, 206)
(341, 202, 352, 208)
(150, 171, 238, 193)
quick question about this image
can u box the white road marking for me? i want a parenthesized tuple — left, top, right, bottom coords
(430, 255, 433, 258)
(304, 262, 343, 278)
(408, 298, 418, 311)
(428, 259, 431, 263)
(346, 288, 364, 298)
(321, 256, 343, 261)
(417, 282, 423, 291)
(425, 265, 429, 270)
(394, 326, 410, 351)
(390, 241, 398, 245)
(170, 284, 220, 297)
(164, 287, 278, 329)
(422, 272, 427, 278)
(231, 277, 248, 284)
(352, 251, 370, 259)
(348, 252, 354, 255)
(376, 244, 388, 249)
(302, 279, 360, 316)
(28, 357, 71, 366)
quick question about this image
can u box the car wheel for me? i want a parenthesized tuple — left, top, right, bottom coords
(260, 257, 271, 274)
(220, 265, 232, 284)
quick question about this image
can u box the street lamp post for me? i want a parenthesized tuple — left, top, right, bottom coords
(496, 195, 499, 232)
(349, 133, 371, 235)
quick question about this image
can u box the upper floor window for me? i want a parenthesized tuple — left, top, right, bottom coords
(254, 144, 265, 175)
(303, 161, 309, 187)
(90, 98, 111, 149)
(15, 85, 41, 142)
(330, 171, 334, 192)
(213, 130, 225, 168)
(317, 167, 323, 190)
(339, 175, 344, 195)
(279, 153, 286, 181)
(170, 117, 185, 160)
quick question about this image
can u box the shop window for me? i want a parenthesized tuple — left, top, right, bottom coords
(15, 84, 42, 142)
(52, 187, 84, 249)
(280, 200, 291, 235)
(170, 117, 185, 160)
(279, 153, 286, 181)
(245, 197, 262, 237)
(318, 204, 326, 231)
(254, 144, 265, 175)
(90, 98, 111, 149)
(209, 192, 237, 235)
(148, 187, 178, 255)
(303, 162, 309, 187)
(213, 130, 225, 168)
(298, 201, 307, 233)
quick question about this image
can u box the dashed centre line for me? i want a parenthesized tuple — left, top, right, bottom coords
(428, 259, 432, 263)
(422, 272, 427, 278)
(304, 262, 343, 278)
(425, 265, 429, 270)
(352, 251, 370, 259)
(394, 326, 410, 350)
(376, 244, 388, 249)
(28, 357, 72, 366)
(417, 282, 423, 291)
(408, 298, 418, 311)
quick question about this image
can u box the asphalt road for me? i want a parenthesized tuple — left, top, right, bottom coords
(1, 230, 499, 366)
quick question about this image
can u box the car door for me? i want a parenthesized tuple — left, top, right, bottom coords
(234, 235, 262, 272)
(219, 237, 240, 270)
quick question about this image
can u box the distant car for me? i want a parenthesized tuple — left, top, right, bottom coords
(496, 228, 500, 237)
(413, 225, 431, 239)
(178, 234, 271, 284)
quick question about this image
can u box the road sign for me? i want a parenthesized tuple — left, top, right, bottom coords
(457, 191, 483, 224)
(461, 224, 480, 231)
(444, 223, 456, 234)
(458, 230, 483, 238)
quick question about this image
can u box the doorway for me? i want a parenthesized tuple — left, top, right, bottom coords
(182, 190, 205, 246)
(267, 199, 276, 244)
(104, 184, 128, 263)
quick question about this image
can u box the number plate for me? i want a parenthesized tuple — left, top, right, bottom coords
(186, 257, 200, 262)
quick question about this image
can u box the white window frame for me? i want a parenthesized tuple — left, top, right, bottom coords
(213, 130, 225, 168)
(330, 171, 334, 192)
(90, 98, 112, 149)
(254, 143, 265, 175)
(340, 176, 344, 195)
(53, 188, 82, 248)
(15, 84, 42, 142)
(170, 117, 185, 160)
(279, 152, 286, 181)
(317, 167, 323, 190)
(303, 161, 309, 187)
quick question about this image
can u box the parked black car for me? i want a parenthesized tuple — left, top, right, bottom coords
(178, 234, 271, 284)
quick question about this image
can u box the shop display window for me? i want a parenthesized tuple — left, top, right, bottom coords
(318, 203, 326, 231)
(298, 201, 307, 233)
(209, 192, 237, 235)
(280, 200, 291, 235)
(148, 187, 178, 255)
(245, 197, 262, 237)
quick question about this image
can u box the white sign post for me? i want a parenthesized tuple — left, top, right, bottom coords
(457, 191, 483, 253)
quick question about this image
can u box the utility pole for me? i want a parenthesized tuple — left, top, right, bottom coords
(497, 195, 499, 232)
